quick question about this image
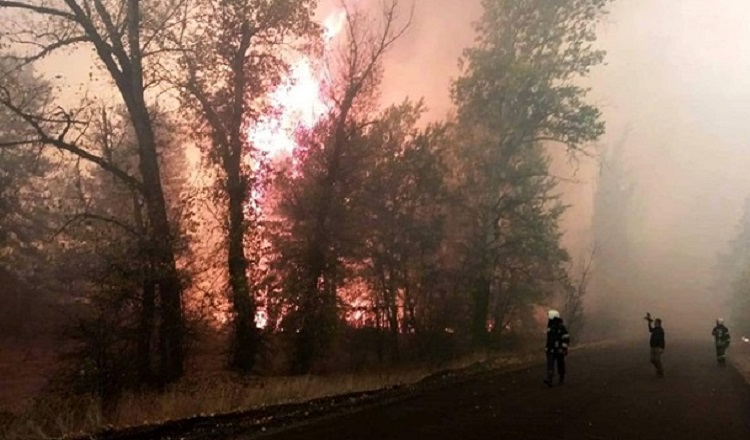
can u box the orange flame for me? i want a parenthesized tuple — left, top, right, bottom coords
(249, 8, 347, 157)
(247, 9, 348, 329)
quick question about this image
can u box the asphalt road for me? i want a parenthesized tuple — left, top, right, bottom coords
(255, 339, 750, 440)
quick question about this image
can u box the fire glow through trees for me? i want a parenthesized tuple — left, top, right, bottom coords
(248, 8, 348, 158)
(242, 8, 349, 329)
(0, 0, 630, 404)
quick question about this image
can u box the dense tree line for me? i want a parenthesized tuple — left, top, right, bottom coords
(0, 0, 611, 397)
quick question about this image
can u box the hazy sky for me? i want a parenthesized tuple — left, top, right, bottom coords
(590, 0, 750, 318)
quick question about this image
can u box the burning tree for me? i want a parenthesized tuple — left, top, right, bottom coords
(357, 101, 449, 360)
(159, 0, 319, 373)
(271, 0, 413, 373)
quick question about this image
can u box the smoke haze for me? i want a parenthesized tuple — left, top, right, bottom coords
(588, 0, 750, 334)
(363, 0, 750, 336)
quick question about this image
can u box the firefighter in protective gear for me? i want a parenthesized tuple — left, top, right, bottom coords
(645, 312, 665, 377)
(544, 309, 570, 387)
(711, 318, 731, 365)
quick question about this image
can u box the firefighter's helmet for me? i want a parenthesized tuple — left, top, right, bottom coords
(717, 318, 724, 325)
(547, 309, 560, 320)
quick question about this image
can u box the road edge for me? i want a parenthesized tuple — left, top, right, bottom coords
(730, 351, 750, 385)
(72, 340, 615, 440)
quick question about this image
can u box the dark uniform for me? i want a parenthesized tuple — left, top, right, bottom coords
(647, 317, 665, 377)
(544, 316, 570, 386)
(711, 321, 731, 365)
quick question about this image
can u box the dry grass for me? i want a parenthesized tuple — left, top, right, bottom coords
(1, 334, 624, 440)
(1, 347, 547, 440)
(1, 337, 620, 440)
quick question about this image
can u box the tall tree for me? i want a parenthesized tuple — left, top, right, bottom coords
(357, 100, 449, 360)
(0, 59, 59, 338)
(272, 0, 411, 373)
(450, 0, 609, 345)
(53, 106, 191, 411)
(163, 0, 318, 373)
(0, 0, 190, 383)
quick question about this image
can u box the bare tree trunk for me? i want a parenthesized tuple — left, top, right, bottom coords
(126, 0, 183, 383)
(402, 269, 418, 334)
(130, 190, 155, 383)
(137, 278, 156, 381)
(294, 241, 331, 373)
(224, 22, 259, 373)
(226, 161, 257, 371)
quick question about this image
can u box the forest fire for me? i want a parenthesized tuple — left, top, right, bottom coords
(244, 8, 350, 329)
(0, 0, 675, 437)
(248, 9, 347, 158)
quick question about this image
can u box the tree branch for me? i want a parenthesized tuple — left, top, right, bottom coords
(6, 35, 90, 67)
(0, 1, 77, 20)
(91, 0, 131, 73)
(0, 88, 143, 192)
(61, 0, 128, 92)
(0, 139, 38, 148)
(183, 67, 229, 147)
(71, 212, 140, 237)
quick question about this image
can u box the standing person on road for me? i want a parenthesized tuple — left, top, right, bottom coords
(645, 312, 665, 377)
(711, 318, 731, 365)
(544, 309, 570, 387)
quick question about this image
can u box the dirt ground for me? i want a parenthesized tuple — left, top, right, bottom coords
(0, 339, 61, 412)
(250, 338, 750, 440)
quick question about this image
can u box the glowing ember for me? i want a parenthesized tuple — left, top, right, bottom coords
(255, 309, 269, 328)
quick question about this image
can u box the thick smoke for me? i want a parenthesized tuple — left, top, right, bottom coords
(350, 0, 750, 338)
